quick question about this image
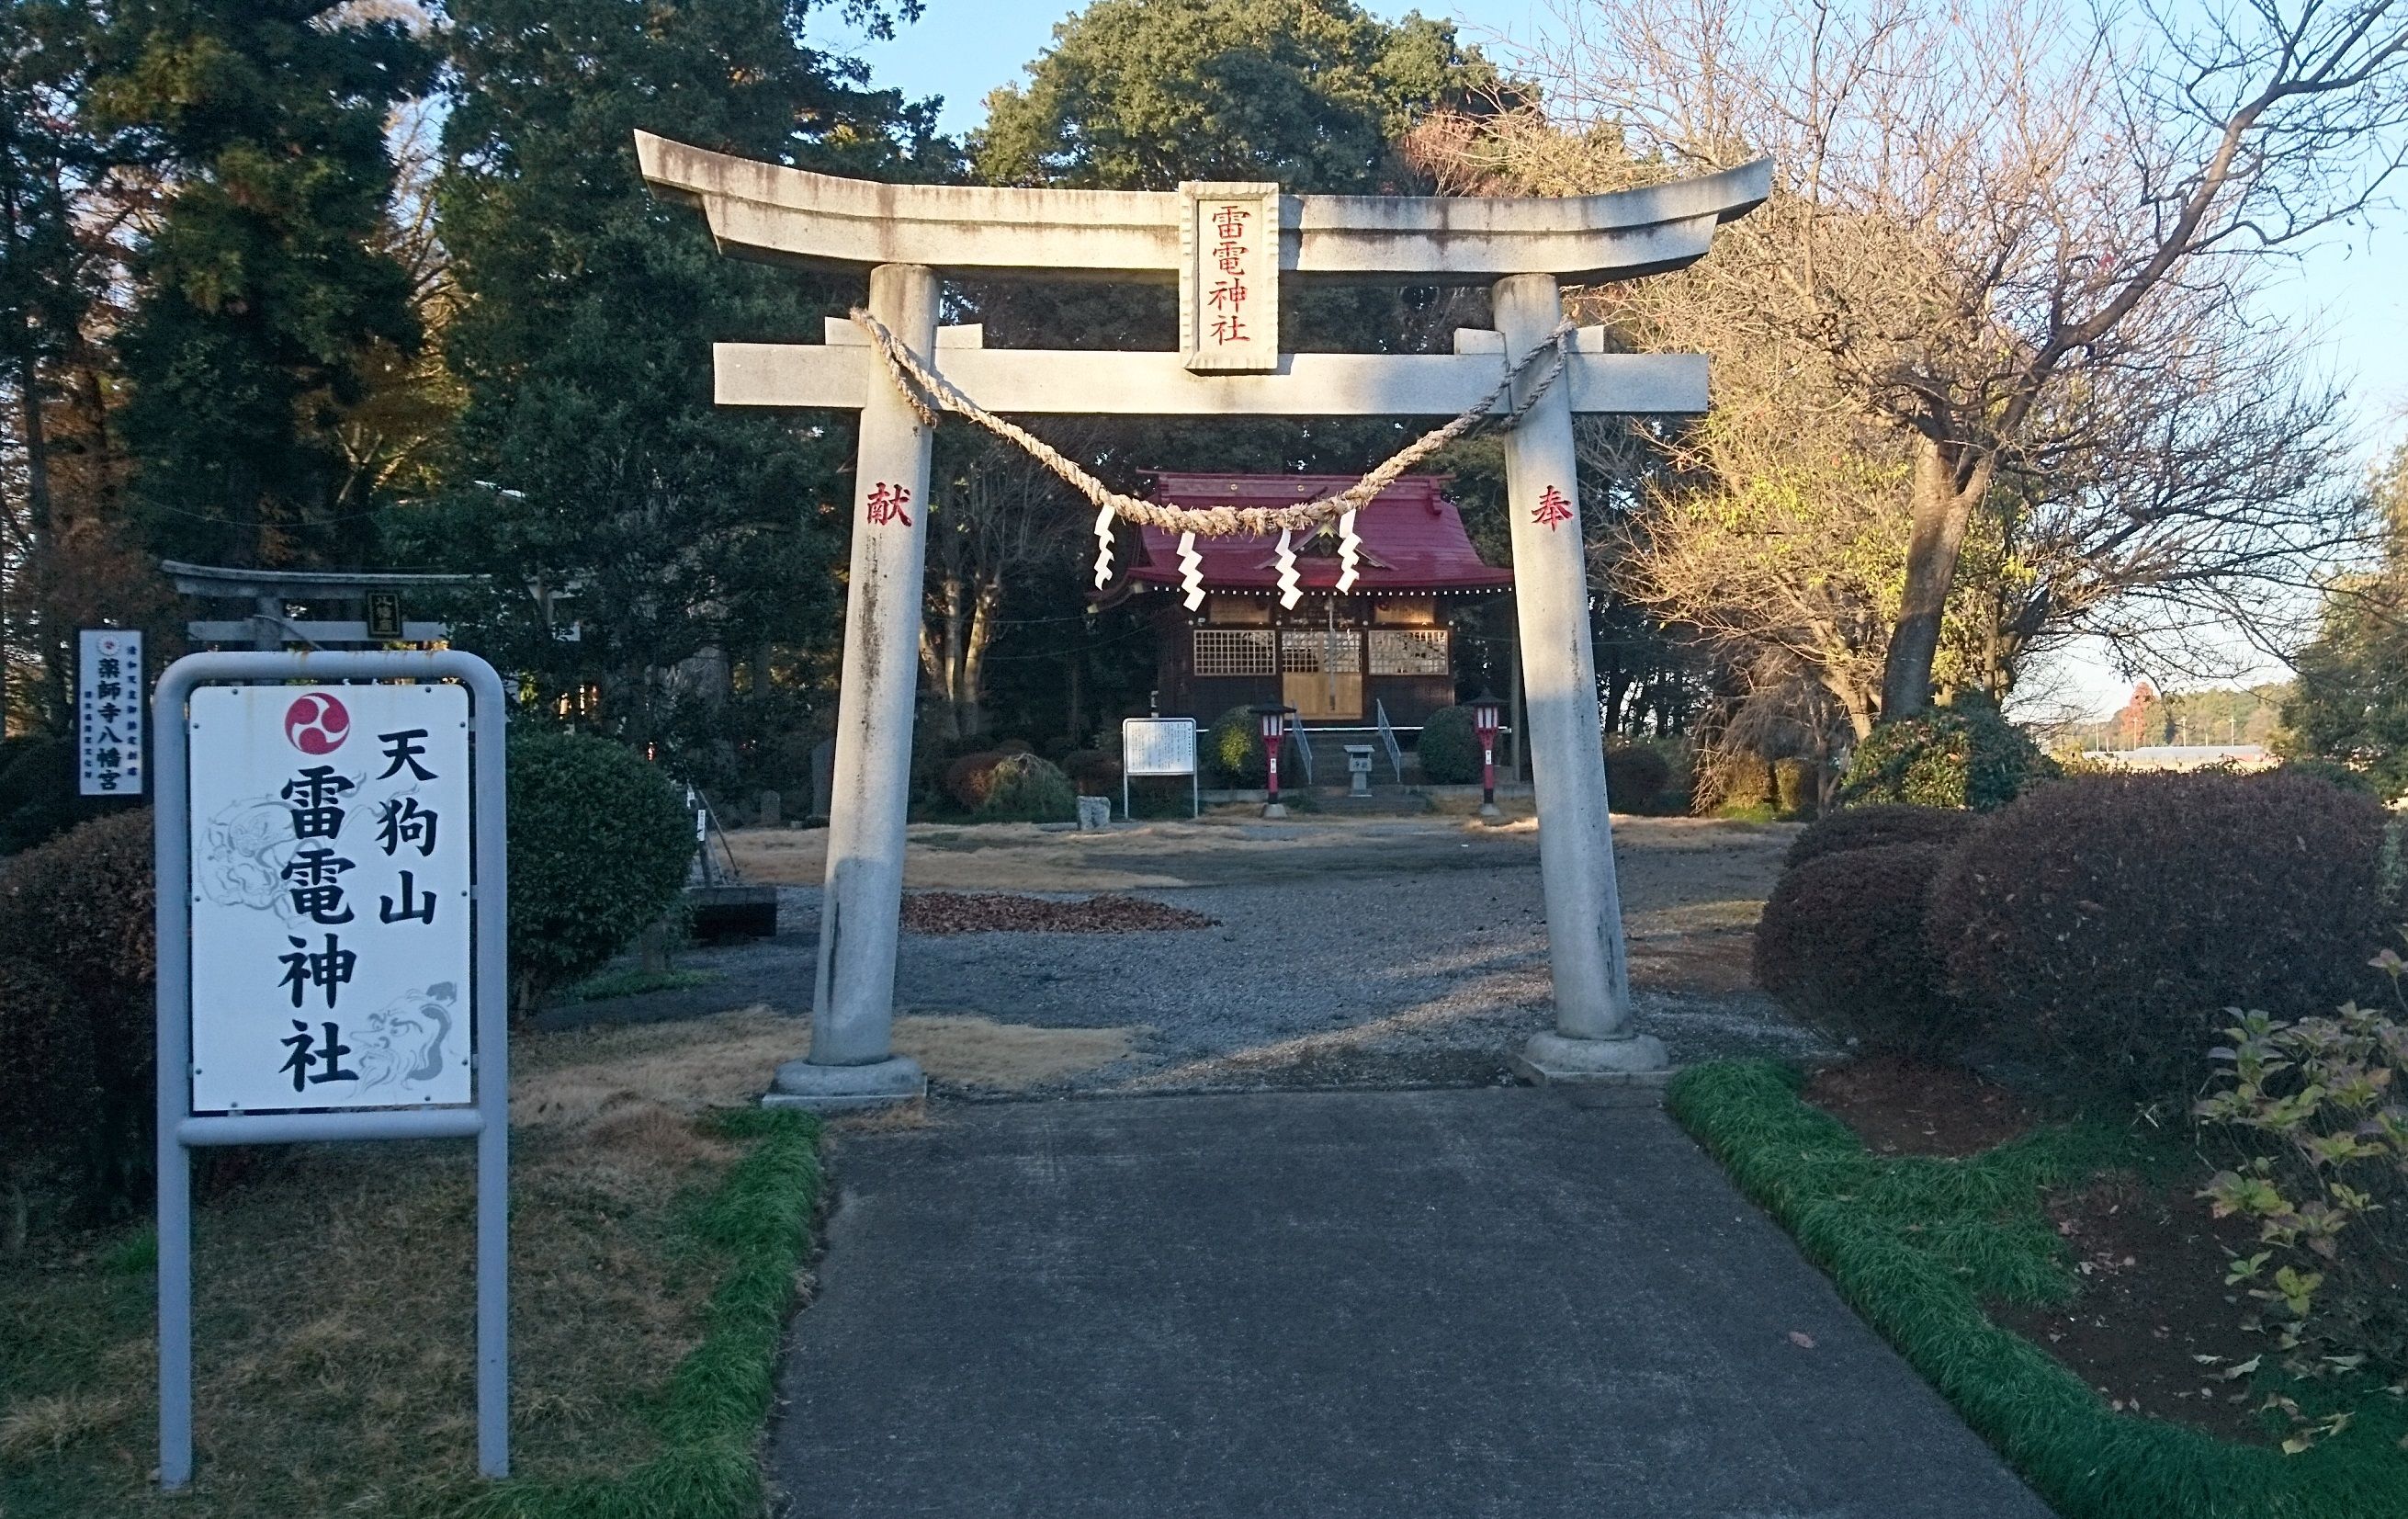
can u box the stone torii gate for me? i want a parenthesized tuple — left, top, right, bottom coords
(638, 131, 1769, 1107)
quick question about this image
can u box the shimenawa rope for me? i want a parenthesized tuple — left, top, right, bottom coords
(846, 309, 1577, 538)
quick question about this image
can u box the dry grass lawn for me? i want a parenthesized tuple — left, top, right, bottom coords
(0, 1011, 810, 1519)
(892, 1015, 1144, 1088)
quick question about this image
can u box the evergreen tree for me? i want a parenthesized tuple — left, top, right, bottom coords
(95, 1, 435, 569)
(978, 0, 1505, 194)
(426, 0, 944, 776)
(2, 1, 115, 728)
(2281, 452, 2408, 800)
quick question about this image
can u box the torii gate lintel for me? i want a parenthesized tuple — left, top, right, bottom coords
(637, 135, 1772, 1107)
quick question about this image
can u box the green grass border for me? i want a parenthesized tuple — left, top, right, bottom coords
(1668, 1060, 2408, 1519)
(461, 1107, 821, 1519)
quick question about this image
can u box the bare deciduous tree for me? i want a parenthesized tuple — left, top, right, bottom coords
(1510, 0, 2408, 716)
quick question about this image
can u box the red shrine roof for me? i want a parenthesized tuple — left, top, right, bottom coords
(1116, 473, 1513, 596)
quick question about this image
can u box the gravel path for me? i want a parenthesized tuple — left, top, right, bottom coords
(548, 814, 1828, 1094)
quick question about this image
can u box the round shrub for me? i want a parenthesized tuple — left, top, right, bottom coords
(1784, 803, 1976, 871)
(1772, 756, 1818, 818)
(0, 962, 96, 1192)
(507, 731, 695, 1016)
(1928, 770, 2392, 1108)
(1754, 843, 1964, 1060)
(1060, 749, 1121, 796)
(1841, 696, 2057, 812)
(944, 750, 1007, 811)
(1605, 742, 1671, 811)
(1205, 705, 1299, 786)
(0, 810, 157, 1206)
(0, 736, 95, 856)
(976, 754, 1077, 822)
(1418, 706, 1482, 784)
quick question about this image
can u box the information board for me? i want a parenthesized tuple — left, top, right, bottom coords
(187, 683, 474, 1114)
(1121, 716, 1199, 819)
(1124, 716, 1198, 777)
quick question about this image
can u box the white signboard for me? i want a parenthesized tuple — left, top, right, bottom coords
(1123, 717, 1198, 777)
(79, 629, 143, 795)
(1179, 181, 1280, 373)
(187, 683, 473, 1114)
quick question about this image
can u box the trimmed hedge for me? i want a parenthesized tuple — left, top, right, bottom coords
(0, 736, 95, 856)
(1928, 770, 2391, 1108)
(943, 750, 1007, 810)
(1059, 749, 1121, 797)
(1784, 803, 1977, 871)
(507, 731, 695, 1016)
(1754, 843, 1967, 1060)
(0, 961, 97, 1228)
(1605, 742, 1671, 811)
(1842, 696, 2057, 811)
(1418, 705, 1482, 784)
(0, 810, 157, 1206)
(1772, 756, 1818, 818)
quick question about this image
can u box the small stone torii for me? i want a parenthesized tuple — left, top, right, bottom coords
(637, 131, 1770, 1106)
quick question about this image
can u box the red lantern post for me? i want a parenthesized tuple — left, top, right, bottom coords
(1472, 689, 1502, 818)
(1252, 702, 1295, 818)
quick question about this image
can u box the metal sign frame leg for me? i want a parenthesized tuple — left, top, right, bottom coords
(153, 650, 511, 1491)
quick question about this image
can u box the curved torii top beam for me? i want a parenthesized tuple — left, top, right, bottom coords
(635, 130, 1772, 285)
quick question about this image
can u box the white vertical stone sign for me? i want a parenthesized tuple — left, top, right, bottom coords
(187, 683, 474, 1113)
(80, 629, 144, 795)
(1180, 182, 1280, 372)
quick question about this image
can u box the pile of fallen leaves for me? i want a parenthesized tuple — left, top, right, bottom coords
(900, 891, 1216, 935)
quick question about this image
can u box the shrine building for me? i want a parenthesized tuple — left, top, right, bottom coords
(1098, 471, 1510, 729)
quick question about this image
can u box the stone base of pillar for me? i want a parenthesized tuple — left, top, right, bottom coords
(763, 1054, 927, 1112)
(1261, 801, 1289, 819)
(1512, 1030, 1672, 1086)
(1478, 800, 1503, 820)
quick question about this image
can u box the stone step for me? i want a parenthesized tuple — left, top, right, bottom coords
(1291, 729, 1417, 787)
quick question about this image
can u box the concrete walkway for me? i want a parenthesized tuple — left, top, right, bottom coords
(770, 1088, 2052, 1519)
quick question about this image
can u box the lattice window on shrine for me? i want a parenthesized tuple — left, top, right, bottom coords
(1281, 630, 1362, 674)
(1193, 628, 1277, 676)
(1367, 629, 1450, 676)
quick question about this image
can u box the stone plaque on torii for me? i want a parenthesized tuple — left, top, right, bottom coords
(637, 131, 1769, 1105)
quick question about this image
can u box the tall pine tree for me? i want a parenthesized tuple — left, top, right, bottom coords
(96, 1, 434, 569)
(427, 0, 944, 774)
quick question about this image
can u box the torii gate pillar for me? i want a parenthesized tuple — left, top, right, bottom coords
(1495, 274, 1664, 1076)
(770, 263, 938, 1108)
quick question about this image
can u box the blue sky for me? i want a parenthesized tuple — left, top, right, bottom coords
(809, 0, 2408, 712)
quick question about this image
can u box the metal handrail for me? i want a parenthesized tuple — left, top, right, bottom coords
(1374, 700, 1405, 783)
